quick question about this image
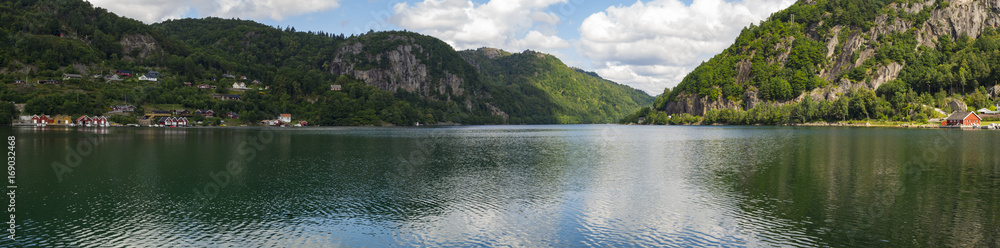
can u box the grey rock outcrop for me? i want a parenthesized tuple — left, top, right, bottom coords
(949, 99, 968, 113)
(664, 93, 745, 116)
(987, 85, 1000, 98)
(916, 0, 1000, 48)
(329, 35, 466, 100)
(120, 34, 162, 60)
(868, 62, 904, 90)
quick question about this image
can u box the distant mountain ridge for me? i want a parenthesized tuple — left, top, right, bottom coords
(460, 48, 653, 124)
(0, 0, 651, 125)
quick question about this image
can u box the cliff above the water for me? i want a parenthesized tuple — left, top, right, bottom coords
(658, 0, 1000, 116)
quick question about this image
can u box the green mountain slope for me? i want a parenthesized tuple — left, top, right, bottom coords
(0, 0, 650, 125)
(634, 0, 1000, 125)
(461, 48, 653, 124)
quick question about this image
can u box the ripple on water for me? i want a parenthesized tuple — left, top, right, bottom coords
(15, 126, 999, 247)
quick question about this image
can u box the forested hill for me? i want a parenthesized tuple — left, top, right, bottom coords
(0, 0, 650, 125)
(460, 48, 653, 124)
(632, 0, 1000, 125)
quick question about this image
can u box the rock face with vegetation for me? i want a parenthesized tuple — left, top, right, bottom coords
(0, 0, 651, 125)
(631, 0, 1000, 125)
(329, 33, 477, 102)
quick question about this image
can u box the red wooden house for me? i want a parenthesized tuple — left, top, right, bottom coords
(158, 117, 190, 127)
(92, 116, 109, 127)
(76, 115, 93, 126)
(944, 111, 981, 126)
(31, 115, 52, 124)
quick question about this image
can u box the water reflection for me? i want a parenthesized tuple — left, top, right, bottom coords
(5, 126, 1000, 247)
(697, 128, 1000, 247)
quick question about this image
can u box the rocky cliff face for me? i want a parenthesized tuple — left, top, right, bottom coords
(120, 34, 162, 61)
(665, 0, 1000, 115)
(329, 34, 468, 101)
(916, 0, 1000, 48)
(665, 93, 744, 116)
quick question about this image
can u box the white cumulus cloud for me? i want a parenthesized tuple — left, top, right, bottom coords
(86, 0, 342, 23)
(579, 0, 794, 94)
(391, 0, 570, 53)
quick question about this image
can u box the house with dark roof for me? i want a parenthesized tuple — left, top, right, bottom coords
(944, 111, 981, 126)
(139, 74, 158, 82)
(195, 109, 215, 117)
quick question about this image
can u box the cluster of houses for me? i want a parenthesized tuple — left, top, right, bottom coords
(25, 115, 110, 127)
(156, 117, 190, 127)
(195, 109, 214, 117)
(260, 113, 307, 127)
(13, 70, 159, 85)
(139, 108, 242, 127)
(231, 81, 265, 90)
(15, 71, 276, 93)
(21, 110, 299, 127)
(99, 70, 158, 82)
(188, 80, 263, 99)
(110, 105, 137, 113)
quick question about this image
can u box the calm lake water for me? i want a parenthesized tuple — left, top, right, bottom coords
(3, 125, 999, 247)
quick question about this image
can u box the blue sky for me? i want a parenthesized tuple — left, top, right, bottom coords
(87, 0, 795, 94)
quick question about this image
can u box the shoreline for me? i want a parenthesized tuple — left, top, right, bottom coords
(8, 122, 996, 130)
(795, 122, 941, 129)
(631, 121, 999, 130)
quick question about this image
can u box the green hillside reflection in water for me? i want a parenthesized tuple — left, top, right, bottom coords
(4, 126, 999, 247)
